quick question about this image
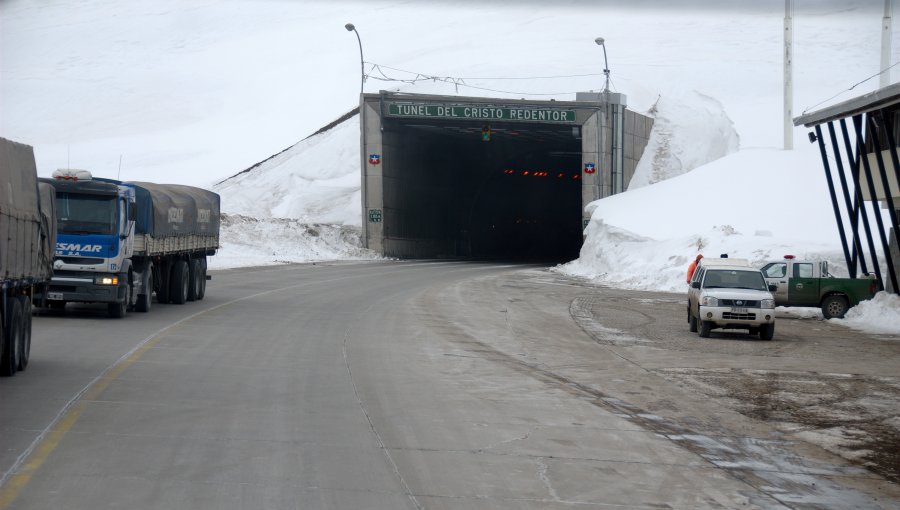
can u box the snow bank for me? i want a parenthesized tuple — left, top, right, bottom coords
(214, 116, 361, 226)
(628, 92, 740, 190)
(210, 214, 378, 270)
(834, 292, 900, 336)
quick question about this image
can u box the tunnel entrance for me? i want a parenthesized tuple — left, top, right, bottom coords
(381, 118, 583, 261)
(360, 92, 653, 262)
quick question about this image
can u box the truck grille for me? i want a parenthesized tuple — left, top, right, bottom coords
(723, 312, 757, 320)
(720, 299, 760, 307)
(58, 257, 104, 265)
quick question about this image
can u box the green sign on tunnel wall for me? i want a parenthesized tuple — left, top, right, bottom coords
(368, 209, 383, 223)
(387, 103, 576, 123)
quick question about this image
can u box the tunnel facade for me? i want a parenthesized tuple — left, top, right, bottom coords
(360, 92, 652, 261)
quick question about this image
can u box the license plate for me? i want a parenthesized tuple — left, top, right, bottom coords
(731, 307, 748, 314)
(48, 292, 64, 300)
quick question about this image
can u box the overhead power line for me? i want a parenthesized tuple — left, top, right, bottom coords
(801, 61, 900, 114)
(363, 62, 609, 97)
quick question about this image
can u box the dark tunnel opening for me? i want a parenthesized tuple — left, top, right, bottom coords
(382, 119, 584, 262)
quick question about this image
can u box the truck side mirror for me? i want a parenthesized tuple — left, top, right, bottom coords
(691, 281, 701, 289)
(129, 205, 136, 221)
(768, 284, 777, 292)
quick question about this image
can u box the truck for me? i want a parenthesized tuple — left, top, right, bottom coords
(39, 170, 220, 317)
(760, 256, 878, 319)
(687, 258, 778, 340)
(1, 137, 57, 376)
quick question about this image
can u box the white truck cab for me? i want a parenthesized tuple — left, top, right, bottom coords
(687, 258, 777, 340)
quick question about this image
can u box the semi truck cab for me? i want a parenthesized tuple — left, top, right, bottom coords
(42, 169, 138, 317)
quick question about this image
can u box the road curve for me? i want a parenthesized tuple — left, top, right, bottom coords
(0, 261, 896, 509)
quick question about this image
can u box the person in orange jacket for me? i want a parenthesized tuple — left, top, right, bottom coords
(686, 254, 703, 284)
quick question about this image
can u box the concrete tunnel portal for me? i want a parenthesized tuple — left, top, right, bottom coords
(359, 92, 653, 262)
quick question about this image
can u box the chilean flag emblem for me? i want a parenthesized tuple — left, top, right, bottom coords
(584, 163, 596, 174)
(369, 154, 381, 165)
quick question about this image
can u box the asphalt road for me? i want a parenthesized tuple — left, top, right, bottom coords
(1, 261, 898, 509)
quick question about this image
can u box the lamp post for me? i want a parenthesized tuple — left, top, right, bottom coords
(594, 37, 610, 93)
(345, 23, 364, 95)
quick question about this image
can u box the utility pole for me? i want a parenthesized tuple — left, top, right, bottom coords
(882, 0, 894, 88)
(784, 0, 794, 150)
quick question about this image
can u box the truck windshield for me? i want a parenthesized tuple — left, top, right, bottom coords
(703, 270, 767, 291)
(56, 193, 117, 235)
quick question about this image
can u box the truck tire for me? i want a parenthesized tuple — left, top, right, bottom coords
(108, 276, 131, 318)
(698, 320, 712, 338)
(759, 323, 775, 341)
(135, 265, 152, 313)
(187, 258, 200, 302)
(157, 263, 171, 304)
(170, 260, 190, 305)
(821, 295, 850, 319)
(1, 299, 24, 376)
(197, 257, 207, 300)
(689, 311, 698, 332)
(18, 299, 32, 371)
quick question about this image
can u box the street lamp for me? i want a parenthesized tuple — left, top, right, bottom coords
(345, 23, 364, 95)
(594, 37, 610, 93)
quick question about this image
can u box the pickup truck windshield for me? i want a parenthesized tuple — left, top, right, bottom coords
(703, 269, 767, 291)
(56, 192, 117, 235)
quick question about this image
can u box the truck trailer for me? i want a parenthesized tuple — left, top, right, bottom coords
(1, 137, 57, 376)
(40, 171, 220, 317)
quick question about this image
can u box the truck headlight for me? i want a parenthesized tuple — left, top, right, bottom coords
(701, 296, 719, 307)
(95, 276, 119, 285)
(761, 298, 775, 309)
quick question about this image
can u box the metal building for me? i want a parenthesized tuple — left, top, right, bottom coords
(359, 91, 653, 260)
(795, 82, 900, 294)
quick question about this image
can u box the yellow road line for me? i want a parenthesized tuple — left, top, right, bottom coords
(0, 330, 165, 508)
(0, 264, 412, 508)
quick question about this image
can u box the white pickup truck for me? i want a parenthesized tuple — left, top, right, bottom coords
(687, 258, 778, 340)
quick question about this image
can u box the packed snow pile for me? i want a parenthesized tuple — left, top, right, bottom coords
(210, 214, 378, 270)
(837, 292, 900, 336)
(628, 92, 740, 190)
(557, 147, 846, 290)
(214, 115, 361, 227)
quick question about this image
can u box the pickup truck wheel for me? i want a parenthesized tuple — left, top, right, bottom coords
(170, 260, 190, 305)
(689, 312, 698, 333)
(135, 266, 152, 313)
(759, 323, 775, 341)
(1, 299, 24, 376)
(698, 320, 712, 338)
(821, 295, 850, 319)
(18, 299, 32, 371)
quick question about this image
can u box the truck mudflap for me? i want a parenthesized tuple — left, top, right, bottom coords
(46, 276, 127, 304)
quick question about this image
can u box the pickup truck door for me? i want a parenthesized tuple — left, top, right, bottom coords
(761, 262, 789, 302)
(788, 262, 820, 306)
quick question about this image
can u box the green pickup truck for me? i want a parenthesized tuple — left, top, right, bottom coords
(760, 256, 878, 319)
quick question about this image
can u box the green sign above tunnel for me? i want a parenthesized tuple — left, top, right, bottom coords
(387, 103, 577, 123)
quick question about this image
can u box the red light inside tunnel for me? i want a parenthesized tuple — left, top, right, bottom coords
(572, 174, 581, 180)
(522, 171, 530, 176)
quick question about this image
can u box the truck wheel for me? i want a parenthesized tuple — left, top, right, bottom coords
(135, 265, 152, 313)
(759, 323, 775, 341)
(689, 311, 698, 332)
(197, 257, 207, 300)
(821, 295, 850, 319)
(170, 260, 190, 305)
(18, 299, 32, 371)
(1, 299, 24, 376)
(108, 277, 131, 318)
(187, 259, 200, 302)
(698, 320, 712, 338)
(157, 263, 171, 304)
